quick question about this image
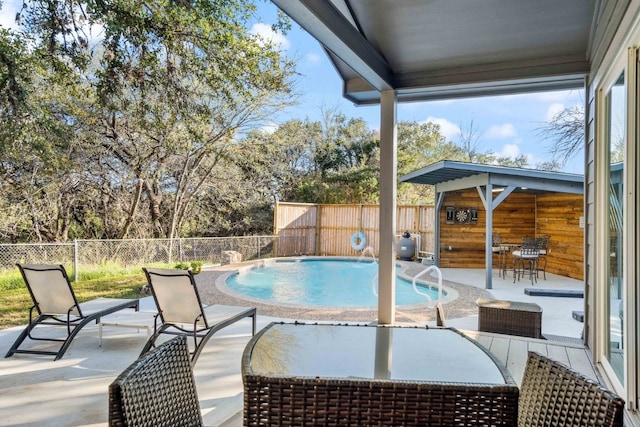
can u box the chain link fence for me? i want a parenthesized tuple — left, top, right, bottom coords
(0, 235, 308, 279)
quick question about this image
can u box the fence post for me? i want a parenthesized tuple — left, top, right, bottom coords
(258, 236, 261, 259)
(73, 239, 79, 282)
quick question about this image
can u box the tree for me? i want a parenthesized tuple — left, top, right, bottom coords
(537, 105, 585, 167)
(397, 121, 464, 204)
(310, 110, 379, 203)
(236, 111, 379, 205)
(456, 120, 483, 163)
(235, 119, 322, 204)
(0, 0, 297, 242)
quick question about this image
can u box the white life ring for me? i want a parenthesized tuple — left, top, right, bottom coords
(350, 231, 367, 251)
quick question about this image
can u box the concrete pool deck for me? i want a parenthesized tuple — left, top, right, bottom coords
(0, 262, 585, 426)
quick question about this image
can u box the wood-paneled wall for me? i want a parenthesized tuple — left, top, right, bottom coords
(438, 189, 584, 280)
(536, 193, 584, 280)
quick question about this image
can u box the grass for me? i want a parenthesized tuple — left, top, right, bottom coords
(0, 263, 169, 330)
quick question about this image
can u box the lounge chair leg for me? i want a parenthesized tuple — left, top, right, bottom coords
(4, 327, 31, 358)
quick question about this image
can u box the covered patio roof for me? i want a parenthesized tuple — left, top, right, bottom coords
(272, 0, 596, 104)
(401, 160, 584, 195)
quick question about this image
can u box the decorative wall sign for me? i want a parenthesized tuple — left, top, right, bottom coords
(455, 208, 470, 224)
(446, 207, 455, 224)
(470, 209, 478, 223)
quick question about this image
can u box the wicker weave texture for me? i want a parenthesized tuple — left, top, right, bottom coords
(244, 375, 518, 426)
(477, 299, 542, 338)
(518, 352, 625, 427)
(109, 335, 203, 427)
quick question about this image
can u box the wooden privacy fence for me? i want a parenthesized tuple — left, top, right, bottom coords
(274, 202, 435, 257)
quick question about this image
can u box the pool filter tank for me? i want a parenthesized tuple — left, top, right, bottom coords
(397, 231, 416, 261)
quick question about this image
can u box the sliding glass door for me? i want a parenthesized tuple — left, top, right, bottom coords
(604, 71, 625, 384)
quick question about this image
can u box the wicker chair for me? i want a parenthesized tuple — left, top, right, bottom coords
(519, 351, 625, 427)
(109, 335, 203, 427)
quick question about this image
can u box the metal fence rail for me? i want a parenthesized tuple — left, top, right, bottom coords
(0, 235, 307, 279)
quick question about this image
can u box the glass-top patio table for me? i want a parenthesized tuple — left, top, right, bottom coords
(242, 322, 519, 426)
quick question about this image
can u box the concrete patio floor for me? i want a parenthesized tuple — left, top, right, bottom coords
(0, 265, 585, 426)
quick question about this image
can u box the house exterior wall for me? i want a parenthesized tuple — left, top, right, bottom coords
(586, 0, 640, 423)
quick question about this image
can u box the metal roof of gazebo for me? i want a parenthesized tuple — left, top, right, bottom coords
(401, 160, 584, 195)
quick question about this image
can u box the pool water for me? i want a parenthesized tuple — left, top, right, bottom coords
(225, 259, 440, 307)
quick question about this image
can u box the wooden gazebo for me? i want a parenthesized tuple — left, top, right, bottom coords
(401, 161, 584, 289)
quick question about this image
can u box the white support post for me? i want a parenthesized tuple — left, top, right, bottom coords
(378, 90, 397, 325)
(485, 184, 493, 289)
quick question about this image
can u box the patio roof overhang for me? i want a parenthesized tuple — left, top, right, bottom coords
(271, 0, 595, 104)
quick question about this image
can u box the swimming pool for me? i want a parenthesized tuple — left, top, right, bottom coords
(223, 258, 443, 308)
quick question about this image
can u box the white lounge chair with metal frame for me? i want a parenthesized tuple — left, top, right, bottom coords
(6, 263, 140, 360)
(140, 267, 257, 365)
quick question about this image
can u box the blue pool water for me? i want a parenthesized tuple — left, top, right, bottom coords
(225, 259, 440, 307)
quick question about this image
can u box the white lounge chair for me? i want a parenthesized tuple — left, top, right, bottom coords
(140, 267, 256, 365)
(6, 263, 139, 360)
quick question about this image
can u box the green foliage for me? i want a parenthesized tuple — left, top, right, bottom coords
(236, 110, 380, 205)
(190, 260, 204, 274)
(173, 261, 203, 273)
(0, 0, 296, 242)
(174, 262, 191, 270)
(0, 269, 26, 292)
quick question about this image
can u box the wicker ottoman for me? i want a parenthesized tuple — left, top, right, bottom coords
(477, 298, 543, 338)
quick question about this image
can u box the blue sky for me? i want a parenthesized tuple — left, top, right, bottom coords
(1, 0, 585, 173)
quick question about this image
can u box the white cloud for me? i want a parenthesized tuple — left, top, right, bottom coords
(260, 122, 279, 134)
(545, 103, 565, 121)
(0, 0, 21, 30)
(305, 52, 322, 65)
(424, 116, 460, 140)
(501, 143, 520, 158)
(484, 123, 517, 139)
(250, 23, 290, 50)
